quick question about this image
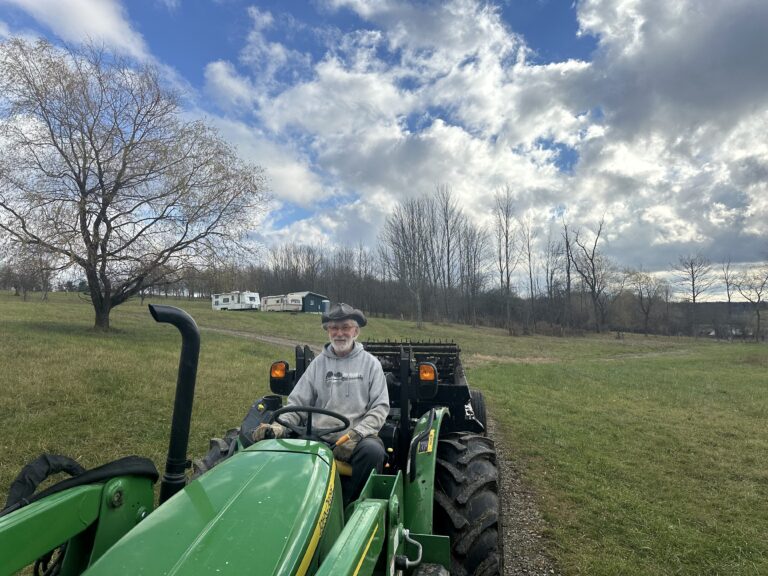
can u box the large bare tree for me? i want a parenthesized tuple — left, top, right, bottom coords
(543, 229, 565, 327)
(519, 213, 538, 333)
(561, 220, 574, 329)
(433, 184, 462, 321)
(570, 217, 614, 332)
(457, 219, 489, 326)
(493, 185, 518, 335)
(380, 197, 432, 328)
(672, 253, 714, 337)
(0, 39, 267, 329)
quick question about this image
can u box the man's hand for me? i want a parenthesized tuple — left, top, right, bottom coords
(252, 423, 287, 442)
(333, 430, 361, 462)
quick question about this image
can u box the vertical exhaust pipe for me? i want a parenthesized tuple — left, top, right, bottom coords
(149, 305, 200, 505)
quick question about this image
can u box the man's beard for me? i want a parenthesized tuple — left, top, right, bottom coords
(331, 336, 356, 355)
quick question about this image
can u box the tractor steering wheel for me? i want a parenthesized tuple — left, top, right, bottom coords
(270, 406, 350, 442)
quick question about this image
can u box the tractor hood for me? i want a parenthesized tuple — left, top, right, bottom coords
(85, 440, 338, 576)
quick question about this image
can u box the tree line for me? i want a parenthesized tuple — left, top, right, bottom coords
(9, 182, 766, 341)
(204, 187, 766, 341)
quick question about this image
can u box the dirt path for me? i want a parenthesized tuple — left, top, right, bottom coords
(487, 417, 561, 575)
(201, 326, 323, 353)
(203, 324, 559, 575)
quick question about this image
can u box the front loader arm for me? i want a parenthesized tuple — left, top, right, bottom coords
(0, 475, 154, 576)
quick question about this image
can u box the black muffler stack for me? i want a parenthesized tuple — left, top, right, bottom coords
(149, 305, 200, 504)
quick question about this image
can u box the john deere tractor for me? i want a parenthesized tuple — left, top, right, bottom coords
(0, 306, 502, 575)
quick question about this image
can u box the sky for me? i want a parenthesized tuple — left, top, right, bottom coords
(1, 0, 767, 276)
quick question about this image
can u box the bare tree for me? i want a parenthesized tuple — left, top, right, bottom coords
(1, 240, 63, 300)
(352, 242, 375, 311)
(493, 186, 519, 335)
(457, 220, 489, 326)
(570, 217, 613, 332)
(629, 269, 663, 335)
(659, 280, 674, 334)
(561, 220, 574, 329)
(329, 246, 356, 304)
(543, 230, 565, 327)
(0, 39, 267, 329)
(672, 253, 714, 337)
(519, 213, 538, 333)
(736, 263, 768, 342)
(721, 257, 736, 326)
(433, 184, 462, 321)
(380, 198, 432, 327)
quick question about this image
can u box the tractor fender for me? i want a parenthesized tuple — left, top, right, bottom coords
(403, 406, 449, 534)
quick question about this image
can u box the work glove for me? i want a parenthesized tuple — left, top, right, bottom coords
(252, 422, 287, 442)
(333, 430, 361, 462)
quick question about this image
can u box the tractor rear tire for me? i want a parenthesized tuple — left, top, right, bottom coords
(433, 432, 502, 576)
(412, 563, 450, 575)
(469, 388, 487, 434)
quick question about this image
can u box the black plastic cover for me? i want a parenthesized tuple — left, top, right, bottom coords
(239, 394, 283, 447)
(1, 455, 158, 517)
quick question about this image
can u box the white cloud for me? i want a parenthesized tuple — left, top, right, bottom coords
(146, 0, 768, 269)
(565, 0, 768, 264)
(204, 60, 258, 112)
(239, 6, 312, 91)
(257, 196, 388, 249)
(0, 0, 148, 59)
(261, 57, 412, 135)
(579, 0, 768, 136)
(207, 116, 330, 205)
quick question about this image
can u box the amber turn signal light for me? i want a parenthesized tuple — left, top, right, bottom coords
(419, 363, 436, 381)
(270, 361, 288, 379)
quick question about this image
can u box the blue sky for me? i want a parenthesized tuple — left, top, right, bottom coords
(1, 0, 767, 279)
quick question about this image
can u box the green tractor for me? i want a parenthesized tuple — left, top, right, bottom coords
(0, 306, 502, 575)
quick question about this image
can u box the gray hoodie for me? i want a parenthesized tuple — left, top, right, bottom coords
(284, 341, 389, 441)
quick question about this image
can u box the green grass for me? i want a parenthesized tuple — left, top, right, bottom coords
(0, 293, 283, 486)
(475, 343, 768, 575)
(1, 292, 766, 575)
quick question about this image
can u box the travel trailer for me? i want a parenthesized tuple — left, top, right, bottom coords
(260, 294, 287, 312)
(211, 291, 260, 311)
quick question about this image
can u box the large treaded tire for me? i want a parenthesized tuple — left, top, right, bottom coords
(433, 432, 502, 576)
(412, 563, 450, 575)
(469, 388, 487, 434)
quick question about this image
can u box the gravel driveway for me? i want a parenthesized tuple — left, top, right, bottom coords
(487, 417, 560, 576)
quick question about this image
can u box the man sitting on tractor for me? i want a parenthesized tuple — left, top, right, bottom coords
(253, 303, 389, 501)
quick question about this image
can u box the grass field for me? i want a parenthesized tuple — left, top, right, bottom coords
(1, 292, 766, 575)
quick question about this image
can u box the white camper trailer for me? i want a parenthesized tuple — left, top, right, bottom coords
(260, 294, 286, 311)
(283, 292, 304, 312)
(261, 293, 303, 312)
(211, 291, 261, 311)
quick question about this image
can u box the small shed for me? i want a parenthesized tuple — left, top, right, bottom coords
(287, 291, 329, 313)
